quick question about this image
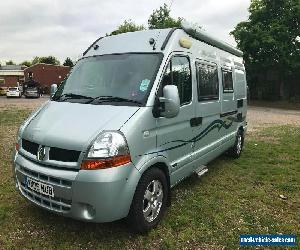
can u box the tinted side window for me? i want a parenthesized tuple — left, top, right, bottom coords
(222, 70, 233, 92)
(172, 56, 192, 104)
(196, 63, 219, 101)
(161, 56, 192, 105)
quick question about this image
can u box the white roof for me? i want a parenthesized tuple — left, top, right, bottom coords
(0, 70, 24, 76)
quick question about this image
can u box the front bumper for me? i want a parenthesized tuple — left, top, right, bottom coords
(13, 152, 141, 222)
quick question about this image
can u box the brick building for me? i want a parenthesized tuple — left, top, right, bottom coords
(0, 65, 26, 87)
(24, 63, 70, 93)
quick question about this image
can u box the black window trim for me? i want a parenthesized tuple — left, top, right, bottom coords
(161, 28, 179, 50)
(222, 68, 234, 93)
(157, 53, 193, 107)
(196, 61, 220, 102)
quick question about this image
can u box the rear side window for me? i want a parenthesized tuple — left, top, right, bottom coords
(161, 56, 192, 105)
(234, 69, 247, 97)
(222, 70, 233, 92)
(196, 63, 219, 101)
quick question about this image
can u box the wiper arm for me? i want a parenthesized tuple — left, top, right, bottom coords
(90, 96, 142, 105)
(54, 93, 93, 101)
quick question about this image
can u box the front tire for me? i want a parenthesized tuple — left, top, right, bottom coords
(227, 129, 244, 158)
(127, 168, 168, 233)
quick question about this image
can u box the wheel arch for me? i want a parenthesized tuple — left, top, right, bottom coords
(135, 157, 172, 206)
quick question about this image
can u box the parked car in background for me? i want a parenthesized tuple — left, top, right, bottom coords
(24, 86, 40, 98)
(6, 87, 22, 98)
(0, 87, 8, 96)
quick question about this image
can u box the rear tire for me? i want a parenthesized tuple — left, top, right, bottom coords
(127, 168, 168, 233)
(227, 129, 244, 158)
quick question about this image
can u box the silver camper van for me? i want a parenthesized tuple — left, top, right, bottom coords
(13, 23, 247, 232)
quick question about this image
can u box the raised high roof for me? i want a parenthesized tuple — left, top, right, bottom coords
(83, 23, 243, 58)
(83, 29, 172, 57)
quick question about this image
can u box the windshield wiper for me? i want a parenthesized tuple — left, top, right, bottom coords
(54, 93, 93, 102)
(90, 96, 142, 106)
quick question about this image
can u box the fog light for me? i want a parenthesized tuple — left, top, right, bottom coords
(80, 203, 96, 220)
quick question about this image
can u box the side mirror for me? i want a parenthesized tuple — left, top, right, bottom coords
(159, 85, 180, 118)
(50, 84, 57, 98)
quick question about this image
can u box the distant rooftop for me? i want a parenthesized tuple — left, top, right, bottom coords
(0, 65, 26, 76)
(25, 63, 70, 70)
(0, 65, 25, 71)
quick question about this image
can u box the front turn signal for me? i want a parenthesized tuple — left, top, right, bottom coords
(81, 155, 131, 170)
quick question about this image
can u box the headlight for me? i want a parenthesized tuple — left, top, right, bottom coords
(81, 131, 131, 170)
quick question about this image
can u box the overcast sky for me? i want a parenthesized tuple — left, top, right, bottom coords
(0, 0, 250, 64)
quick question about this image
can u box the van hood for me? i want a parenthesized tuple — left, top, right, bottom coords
(22, 101, 139, 151)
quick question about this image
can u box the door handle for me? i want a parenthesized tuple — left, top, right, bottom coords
(190, 117, 202, 127)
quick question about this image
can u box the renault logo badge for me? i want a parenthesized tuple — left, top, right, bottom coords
(37, 146, 46, 161)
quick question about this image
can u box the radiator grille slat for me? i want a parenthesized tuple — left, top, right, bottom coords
(19, 166, 72, 187)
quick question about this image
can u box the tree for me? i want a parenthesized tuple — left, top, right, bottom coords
(63, 57, 74, 67)
(39, 56, 60, 65)
(148, 3, 182, 29)
(20, 61, 32, 67)
(31, 56, 60, 65)
(6, 60, 16, 65)
(31, 57, 41, 65)
(108, 20, 145, 36)
(231, 0, 300, 100)
(107, 4, 183, 36)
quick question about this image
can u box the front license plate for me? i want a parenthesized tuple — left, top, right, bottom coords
(26, 177, 54, 197)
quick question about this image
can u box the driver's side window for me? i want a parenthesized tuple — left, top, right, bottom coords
(161, 56, 192, 105)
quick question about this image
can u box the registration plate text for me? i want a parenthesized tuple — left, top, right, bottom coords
(26, 177, 54, 197)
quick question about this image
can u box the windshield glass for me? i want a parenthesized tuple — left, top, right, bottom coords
(9, 87, 18, 91)
(53, 53, 163, 105)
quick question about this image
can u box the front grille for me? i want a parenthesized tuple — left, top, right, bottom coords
(22, 139, 81, 163)
(49, 147, 80, 162)
(22, 139, 39, 155)
(18, 166, 72, 213)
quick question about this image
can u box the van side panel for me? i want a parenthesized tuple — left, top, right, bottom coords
(150, 29, 247, 187)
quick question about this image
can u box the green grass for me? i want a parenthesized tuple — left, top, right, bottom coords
(0, 108, 299, 249)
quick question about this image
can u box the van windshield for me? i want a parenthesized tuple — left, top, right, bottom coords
(53, 53, 163, 105)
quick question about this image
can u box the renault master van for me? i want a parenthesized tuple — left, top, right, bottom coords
(13, 22, 247, 233)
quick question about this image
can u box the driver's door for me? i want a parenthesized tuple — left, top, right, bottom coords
(155, 55, 195, 184)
